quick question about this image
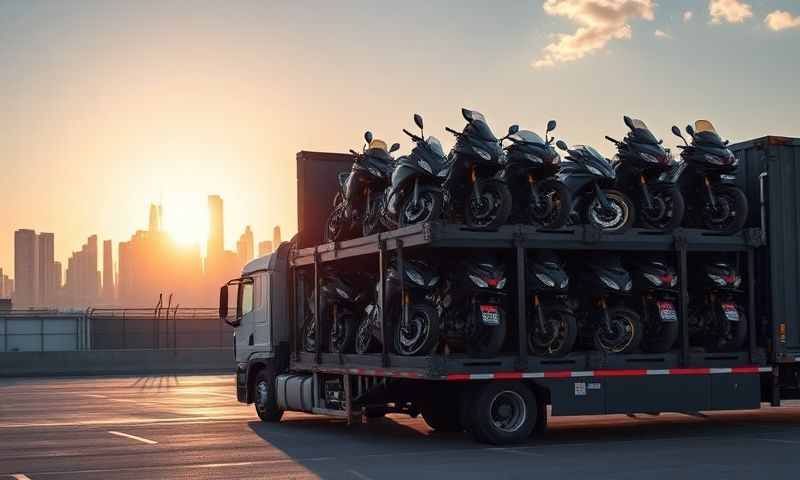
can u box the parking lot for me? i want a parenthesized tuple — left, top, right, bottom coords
(2, 375, 800, 479)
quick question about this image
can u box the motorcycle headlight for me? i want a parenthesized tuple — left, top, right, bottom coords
(429, 275, 440, 287)
(671, 275, 678, 287)
(624, 280, 632, 291)
(708, 274, 727, 286)
(640, 152, 660, 163)
(703, 153, 731, 166)
(469, 274, 489, 288)
(560, 277, 569, 289)
(474, 148, 492, 161)
(496, 277, 507, 289)
(599, 275, 620, 290)
(336, 287, 350, 299)
(368, 167, 382, 177)
(643, 273, 663, 287)
(733, 276, 742, 288)
(405, 268, 426, 286)
(586, 165, 602, 176)
(437, 167, 449, 177)
(418, 160, 433, 174)
(535, 272, 555, 287)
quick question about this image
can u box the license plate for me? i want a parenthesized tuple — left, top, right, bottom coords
(722, 303, 740, 321)
(480, 305, 500, 325)
(657, 301, 677, 322)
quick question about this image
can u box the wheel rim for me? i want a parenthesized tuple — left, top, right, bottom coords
(404, 192, 435, 224)
(530, 314, 567, 355)
(642, 194, 672, 227)
(589, 195, 627, 230)
(255, 380, 268, 413)
(356, 319, 371, 354)
(469, 186, 502, 226)
(530, 185, 561, 225)
(489, 390, 527, 433)
(397, 312, 431, 355)
(596, 312, 635, 353)
(703, 193, 737, 230)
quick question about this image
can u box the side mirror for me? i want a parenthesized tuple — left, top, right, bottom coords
(623, 115, 635, 130)
(724, 139, 730, 146)
(219, 285, 228, 320)
(414, 114, 424, 130)
(546, 120, 557, 133)
(461, 108, 474, 122)
(390, 143, 400, 153)
(685, 125, 695, 137)
(507, 124, 519, 136)
(364, 131, 373, 144)
(556, 140, 568, 151)
(671, 125, 682, 138)
(658, 139, 663, 145)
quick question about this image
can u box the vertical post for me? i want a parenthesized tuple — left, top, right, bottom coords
(122, 311, 127, 350)
(41, 317, 45, 352)
(291, 269, 300, 362)
(4, 318, 7, 352)
(515, 236, 528, 370)
(313, 248, 322, 365)
(75, 316, 79, 351)
(677, 237, 690, 367)
(396, 239, 406, 336)
(747, 249, 757, 363)
(378, 238, 389, 368)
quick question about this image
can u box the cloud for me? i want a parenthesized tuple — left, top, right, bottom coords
(533, 0, 655, 68)
(683, 10, 694, 22)
(709, 0, 752, 24)
(764, 10, 800, 31)
(654, 29, 671, 39)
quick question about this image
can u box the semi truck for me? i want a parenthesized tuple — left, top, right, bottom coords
(221, 137, 800, 445)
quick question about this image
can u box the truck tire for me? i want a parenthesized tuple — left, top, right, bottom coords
(253, 365, 283, 423)
(469, 382, 536, 445)
(422, 400, 463, 432)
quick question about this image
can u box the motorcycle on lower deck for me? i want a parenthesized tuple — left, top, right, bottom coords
(689, 259, 748, 352)
(628, 256, 680, 353)
(526, 250, 576, 357)
(555, 140, 636, 233)
(324, 131, 399, 242)
(671, 121, 748, 234)
(500, 120, 572, 229)
(606, 116, 684, 231)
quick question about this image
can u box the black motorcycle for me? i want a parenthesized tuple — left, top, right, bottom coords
(628, 256, 679, 353)
(570, 254, 642, 353)
(556, 140, 635, 232)
(689, 259, 747, 352)
(324, 131, 399, 242)
(386, 114, 449, 227)
(302, 267, 373, 354)
(440, 255, 508, 357)
(444, 108, 516, 229)
(606, 116, 684, 231)
(355, 258, 441, 356)
(501, 120, 571, 229)
(526, 250, 576, 357)
(671, 120, 748, 234)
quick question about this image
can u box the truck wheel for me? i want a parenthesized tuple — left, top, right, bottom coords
(253, 366, 283, 422)
(422, 400, 463, 432)
(469, 382, 536, 445)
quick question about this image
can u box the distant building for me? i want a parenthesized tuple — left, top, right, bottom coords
(258, 240, 273, 257)
(14, 229, 38, 307)
(207, 195, 224, 260)
(237, 226, 254, 264)
(102, 239, 114, 302)
(64, 235, 100, 307)
(0, 268, 12, 299)
(273, 225, 282, 249)
(148, 203, 162, 232)
(37, 232, 56, 306)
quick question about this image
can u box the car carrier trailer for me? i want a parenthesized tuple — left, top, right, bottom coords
(223, 139, 800, 445)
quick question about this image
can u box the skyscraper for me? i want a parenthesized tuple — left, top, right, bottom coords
(64, 234, 100, 307)
(37, 232, 55, 306)
(208, 195, 224, 259)
(103, 239, 114, 302)
(236, 226, 254, 264)
(273, 225, 282, 249)
(14, 229, 38, 307)
(148, 203, 162, 232)
(258, 240, 273, 257)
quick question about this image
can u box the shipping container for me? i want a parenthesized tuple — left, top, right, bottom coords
(295, 151, 354, 249)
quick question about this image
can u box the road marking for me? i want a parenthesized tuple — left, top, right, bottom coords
(484, 447, 543, 457)
(348, 470, 374, 480)
(203, 392, 236, 399)
(0, 414, 255, 429)
(81, 394, 107, 399)
(10, 475, 32, 480)
(108, 430, 158, 445)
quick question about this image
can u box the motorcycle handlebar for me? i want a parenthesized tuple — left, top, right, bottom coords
(349, 149, 359, 156)
(605, 136, 621, 145)
(445, 126, 461, 136)
(402, 128, 422, 142)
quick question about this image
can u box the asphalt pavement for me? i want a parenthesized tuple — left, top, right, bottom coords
(2, 374, 800, 479)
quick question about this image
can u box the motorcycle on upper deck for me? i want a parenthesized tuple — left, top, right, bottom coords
(606, 116, 684, 232)
(324, 131, 399, 242)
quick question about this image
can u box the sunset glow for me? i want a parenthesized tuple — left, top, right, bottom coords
(161, 193, 208, 249)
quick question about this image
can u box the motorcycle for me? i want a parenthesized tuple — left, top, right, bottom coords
(606, 116, 684, 231)
(689, 259, 748, 352)
(628, 256, 680, 353)
(302, 267, 373, 354)
(569, 254, 642, 353)
(526, 250, 577, 357)
(671, 120, 748, 234)
(324, 131, 399, 242)
(444, 108, 516, 229)
(355, 257, 441, 356)
(555, 140, 635, 232)
(385, 114, 449, 227)
(500, 120, 572, 229)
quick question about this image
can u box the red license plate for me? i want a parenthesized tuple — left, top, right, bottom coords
(722, 303, 740, 321)
(657, 301, 677, 322)
(480, 305, 500, 325)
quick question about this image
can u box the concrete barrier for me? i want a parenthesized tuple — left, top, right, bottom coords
(0, 349, 233, 377)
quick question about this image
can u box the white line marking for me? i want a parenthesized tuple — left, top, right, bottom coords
(108, 430, 158, 445)
(348, 469, 374, 480)
(81, 394, 107, 399)
(203, 392, 236, 399)
(10, 475, 32, 480)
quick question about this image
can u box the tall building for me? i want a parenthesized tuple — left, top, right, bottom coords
(14, 229, 38, 307)
(64, 235, 100, 307)
(148, 203, 162, 232)
(258, 240, 273, 257)
(237, 226, 254, 264)
(0, 268, 10, 298)
(207, 195, 224, 259)
(102, 240, 114, 302)
(273, 225, 282, 249)
(37, 232, 56, 306)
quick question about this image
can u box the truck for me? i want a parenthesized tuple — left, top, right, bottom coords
(220, 138, 800, 445)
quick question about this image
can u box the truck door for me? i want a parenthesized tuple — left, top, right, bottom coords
(252, 272, 271, 352)
(234, 272, 272, 360)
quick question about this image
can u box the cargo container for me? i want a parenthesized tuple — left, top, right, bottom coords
(223, 145, 800, 445)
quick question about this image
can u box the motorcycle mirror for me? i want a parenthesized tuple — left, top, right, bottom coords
(658, 139, 664, 145)
(671, 125, 682, 138)
(546, 120, 557, 133)
(390, 143, 401, 153)
(623, 115, 635, 130)
(556, 140, 568, 151)
(507, 124, 519, 136)
(364, 131, 373, 144)
(724, 139, 730, 146)
(685, 124, 695, 137)
(413, 113, 424, 130)
(461, 108, 474, 122)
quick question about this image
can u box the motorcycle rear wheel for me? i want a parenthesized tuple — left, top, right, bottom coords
(464, 305, 507, 358)
(640, 303, 679, 353)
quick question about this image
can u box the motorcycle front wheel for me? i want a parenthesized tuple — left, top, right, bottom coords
(393, 303, 441, 356)
(464, 178, 512, 229)
(328, 308, 356, 354)
(528, 306, 577, 357)
(355, 316, 378, 354)
(701, 185, 748, 234)
(639, 185, 685, 232)
(324, 205, 347, 243)
(528, 179, 571, 229)
(362, 193, 386, 237)
(593, 305, 643, 354)
(399, 188, 443, 227)
(585, 189, 635, 233)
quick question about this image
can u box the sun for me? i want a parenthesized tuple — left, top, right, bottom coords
(161, 192, 208, 249)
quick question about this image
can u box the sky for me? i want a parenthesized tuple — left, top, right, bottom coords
(1, 0, 798, 278)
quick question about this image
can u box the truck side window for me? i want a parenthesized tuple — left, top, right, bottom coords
(240, 282, 254, 316)
(253, 274, 264, 310)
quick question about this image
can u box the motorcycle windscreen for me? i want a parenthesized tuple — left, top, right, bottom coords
(510, 130, 546, 145)
(368, 139, 389, 151)
(694, 120, 718, 135)
(630, 118, 659, 144)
